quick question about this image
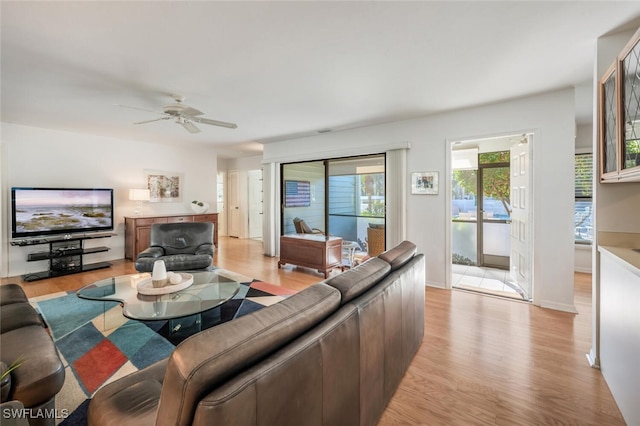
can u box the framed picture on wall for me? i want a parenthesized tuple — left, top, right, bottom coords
(144, 169, 183, 202)
(411, 171, 439, 195)
(284, 180, 311, 207)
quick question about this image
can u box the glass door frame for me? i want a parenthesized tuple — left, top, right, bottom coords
(477, 160, 511, 269)
(280, 154, 386, 252)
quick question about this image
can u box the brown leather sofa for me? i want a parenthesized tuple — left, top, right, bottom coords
(88, 240, 425, 426)
(0, 284, 65, 426)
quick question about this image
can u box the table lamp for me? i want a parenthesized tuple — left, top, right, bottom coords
(129, 189, 150, 216)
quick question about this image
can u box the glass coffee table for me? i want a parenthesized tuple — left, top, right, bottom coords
(78, 270, 240, 334)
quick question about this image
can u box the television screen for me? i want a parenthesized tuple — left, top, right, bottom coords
(11, 187, 114, 239)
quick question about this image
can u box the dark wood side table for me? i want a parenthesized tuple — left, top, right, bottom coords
(278, 234, 343, 278)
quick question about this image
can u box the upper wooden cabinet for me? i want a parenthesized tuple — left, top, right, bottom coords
(599, 27, 640, 183)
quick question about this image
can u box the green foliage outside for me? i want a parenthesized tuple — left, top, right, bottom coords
(624, 138, 640, 168)
(452, 253, 475, 266)
(453, 151, 511, 214)
(360, 173, 385, 217)
(575, 154, 593, 197)
(479, 151, 510, 164)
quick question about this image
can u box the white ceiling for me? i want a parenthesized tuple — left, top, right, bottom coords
(2, 1, 639, 158)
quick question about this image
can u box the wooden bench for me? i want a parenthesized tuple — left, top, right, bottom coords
(278, 234, 343, 278)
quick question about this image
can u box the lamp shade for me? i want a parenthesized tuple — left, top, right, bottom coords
(129, 189, 150, 201)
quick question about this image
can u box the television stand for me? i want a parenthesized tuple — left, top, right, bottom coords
(10, 233, 115, 282)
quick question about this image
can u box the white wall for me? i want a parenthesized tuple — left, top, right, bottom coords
(264, 88, 577, 312)
(1, 122, 218, 277)
(576, 123, 593, 151)
(575, 123, 594, 273)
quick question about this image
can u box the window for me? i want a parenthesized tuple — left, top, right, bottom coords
(575, 153, 593, 244)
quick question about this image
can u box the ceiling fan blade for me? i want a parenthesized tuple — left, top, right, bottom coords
(134, 116, 171, 125)
(180, 120, 201, 133)
(116, 104, 163, 115)
(192, 116, 238, 129)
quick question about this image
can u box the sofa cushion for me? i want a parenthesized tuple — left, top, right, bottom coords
(0, 283, 29, 306)
(378, 240, 416, 271)
(193, 304, 361, 426)
(135, 254, 213, 272)
(0, 302, 42, 333)
(324, 257, 391, 304)
(156, 282, 341, 426)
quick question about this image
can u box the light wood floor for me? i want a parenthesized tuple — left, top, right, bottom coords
(2, 237, 624, 425)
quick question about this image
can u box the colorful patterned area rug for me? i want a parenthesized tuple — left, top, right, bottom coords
(29, 269, 296, 425)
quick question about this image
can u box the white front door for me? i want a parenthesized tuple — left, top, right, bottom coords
(228, 170, 240, 238)
(509, 134, 532, 300)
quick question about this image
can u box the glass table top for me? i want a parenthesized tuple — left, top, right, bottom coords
(77, 270, 240, 321)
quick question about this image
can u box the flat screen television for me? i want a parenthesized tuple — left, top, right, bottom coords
(11, 187, 114, 239)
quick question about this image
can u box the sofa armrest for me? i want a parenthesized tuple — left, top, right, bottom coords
(1, 361, 11, 402)
(137, 246, 165, 258)
(88, 358, 169, 426)
(195, 243, 214, 256)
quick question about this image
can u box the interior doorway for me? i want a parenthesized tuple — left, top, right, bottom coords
(450, 134, 532, 301)
(217, 171, 227, 237)
(227, 170, 240, 238)
(248, 169, 263, 241)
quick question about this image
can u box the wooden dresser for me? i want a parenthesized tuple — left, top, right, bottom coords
(278, 234, 343, 278)
(124, 213, 218, 260)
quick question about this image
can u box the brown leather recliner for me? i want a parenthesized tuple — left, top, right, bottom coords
(135, 222, 215, 272)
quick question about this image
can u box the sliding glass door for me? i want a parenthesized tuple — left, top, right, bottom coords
(281, 154, 385, 256)
(328, 156, 385, 252)
(281, 161, 326, 235)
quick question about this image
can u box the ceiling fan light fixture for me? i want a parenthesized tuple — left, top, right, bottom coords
(176, 117, 200, 133)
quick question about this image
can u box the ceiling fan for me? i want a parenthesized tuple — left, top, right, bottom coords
(119, 95, 237, 133)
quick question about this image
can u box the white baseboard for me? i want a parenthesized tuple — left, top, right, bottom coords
(539, 299, 578, 313)
(425, 281, 446, 289)
(586, 350, 600, 369)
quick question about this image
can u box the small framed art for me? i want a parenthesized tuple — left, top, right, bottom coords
(145, 169, 184, 202)
(411, 171, 439, 195)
